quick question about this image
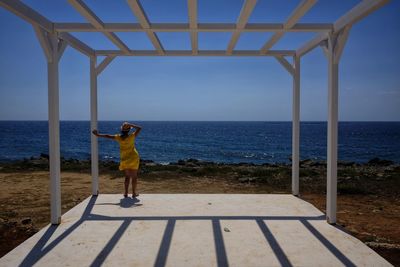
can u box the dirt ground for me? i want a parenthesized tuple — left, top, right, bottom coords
(0, 168, 399, 265)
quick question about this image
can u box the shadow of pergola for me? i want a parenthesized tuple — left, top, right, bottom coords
(19, 196, 356, 267)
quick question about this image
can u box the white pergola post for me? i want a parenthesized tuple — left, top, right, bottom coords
(48, 33, 61, 224)
(89, 55, 116, 196)
(292, 56, 300, 196)
(90, 56, 99, 195)
(325, 28, 350, 224)
(34, 27, 67, 225)
(274, 55, 300, 196)
(326, 34, 338, 224)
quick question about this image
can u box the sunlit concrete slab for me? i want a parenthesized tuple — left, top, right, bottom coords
(0, 194, 391, 267)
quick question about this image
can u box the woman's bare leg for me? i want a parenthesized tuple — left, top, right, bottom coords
(131, 170, 138, 197)
(124, 170, 130, 197)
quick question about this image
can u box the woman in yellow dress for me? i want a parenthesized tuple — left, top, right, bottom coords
(92, 122, 142, 198)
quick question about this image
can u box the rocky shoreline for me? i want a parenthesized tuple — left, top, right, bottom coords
(0, 155, 399, 265)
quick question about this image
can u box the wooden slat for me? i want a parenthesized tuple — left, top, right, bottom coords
(67, 0, 130, 53)
(260, 0, 317, 54)
(0, 0, 53, 32)
(54, 22, 333, 33)
(95, 50, 295, 57)
(59, 32, 95, 57)
(296, 32, 328, 57)
(127, 0, 165, 55)
(227, 0, 258, 54)
(334, 0, 390, 32)
(188, 0, 198, 54)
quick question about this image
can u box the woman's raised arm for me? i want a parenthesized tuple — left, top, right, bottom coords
(92, 129, 116, 140)
(127, 123, 142, 136)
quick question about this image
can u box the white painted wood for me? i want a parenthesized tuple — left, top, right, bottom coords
(94, 50, 296, 57)
(333, 26, 351, 64)
(292, 56, 300, 196)
(54, 22, 333, 33)
(334, 0, 390, 32)
(326, 34, 339, 224)
(261, 0, 317, 54)
(67, 0, 130, 53)
(127, 0, 165, 55)
(274, 56, 294, 76)
(57, 39, 68, 62)
(188, 0, 198, 55)
(33, 25, 52, 63)
(58, 32, 95, 57)
(90, 57, 99, 196)
(47, 33, 61, 225)
(227, 0, 258, 54)
(296, 32, 328, 58)
(96, 55, 116, 76)
(0, 0, 53, 32)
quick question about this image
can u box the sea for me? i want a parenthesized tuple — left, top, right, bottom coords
(0, 121, 399, 164)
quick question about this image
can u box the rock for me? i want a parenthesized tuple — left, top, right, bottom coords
(238, 177, 258, 183)
(338, 161, 356, 167)
(367, 157, 394, 166)
(40, 153, 49, 160)
(223, 227, 230, 232)
(300, 159, 313, 167)
(177, 160, 186, 166)
(21, 218, 31, 225)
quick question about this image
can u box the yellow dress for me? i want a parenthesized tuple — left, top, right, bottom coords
(115, 134, 140, 170)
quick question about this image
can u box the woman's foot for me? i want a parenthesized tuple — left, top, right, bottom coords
(132, 193, 139, 198)
(124, 194, 128, 198)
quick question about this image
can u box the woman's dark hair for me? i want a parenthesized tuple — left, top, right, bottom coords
(120, 129, 130, 137)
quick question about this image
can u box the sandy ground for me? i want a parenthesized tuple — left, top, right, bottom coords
(0, 170, 399, 265)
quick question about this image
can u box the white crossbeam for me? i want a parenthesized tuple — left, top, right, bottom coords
(334, 0, 390, 32)
(95, 50, 295, 57)
(54, 22, 333, 33)
(227, 0, 258, 54)
(296, 32, 328, 58)
(127, 0, 165, 55)
(0, 0, 53, 32)
(188, 0, 198, 55)
(58, 32, 95, 57)
(261, 0, 317, 54)
(67, 0, 130, 53)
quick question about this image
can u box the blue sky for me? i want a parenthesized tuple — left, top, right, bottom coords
(0, 0, 399, 121)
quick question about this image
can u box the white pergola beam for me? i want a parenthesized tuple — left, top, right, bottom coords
(296, 32, 328, 58)
(94, 50, 295, 57)
(54, 22, 333, 33)
(67, 0, 130, 54)
(333, 26, 351, 64)
(334, 0, 390, 32)
(96, 55, 116, 76)
(261, 0, 317, 54)
(0, 0, 53, 32)
(274, 56, 294, 76)
(188, 0, 198, 55)
(127, 0, 165, 55)
(59, 32, 95, 57)
(227, 0, 258, 54)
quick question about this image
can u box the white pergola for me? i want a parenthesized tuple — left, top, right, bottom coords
(0, 0, 390, 225)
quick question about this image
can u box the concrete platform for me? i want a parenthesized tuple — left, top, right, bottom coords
(0, 194, 391, 267)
